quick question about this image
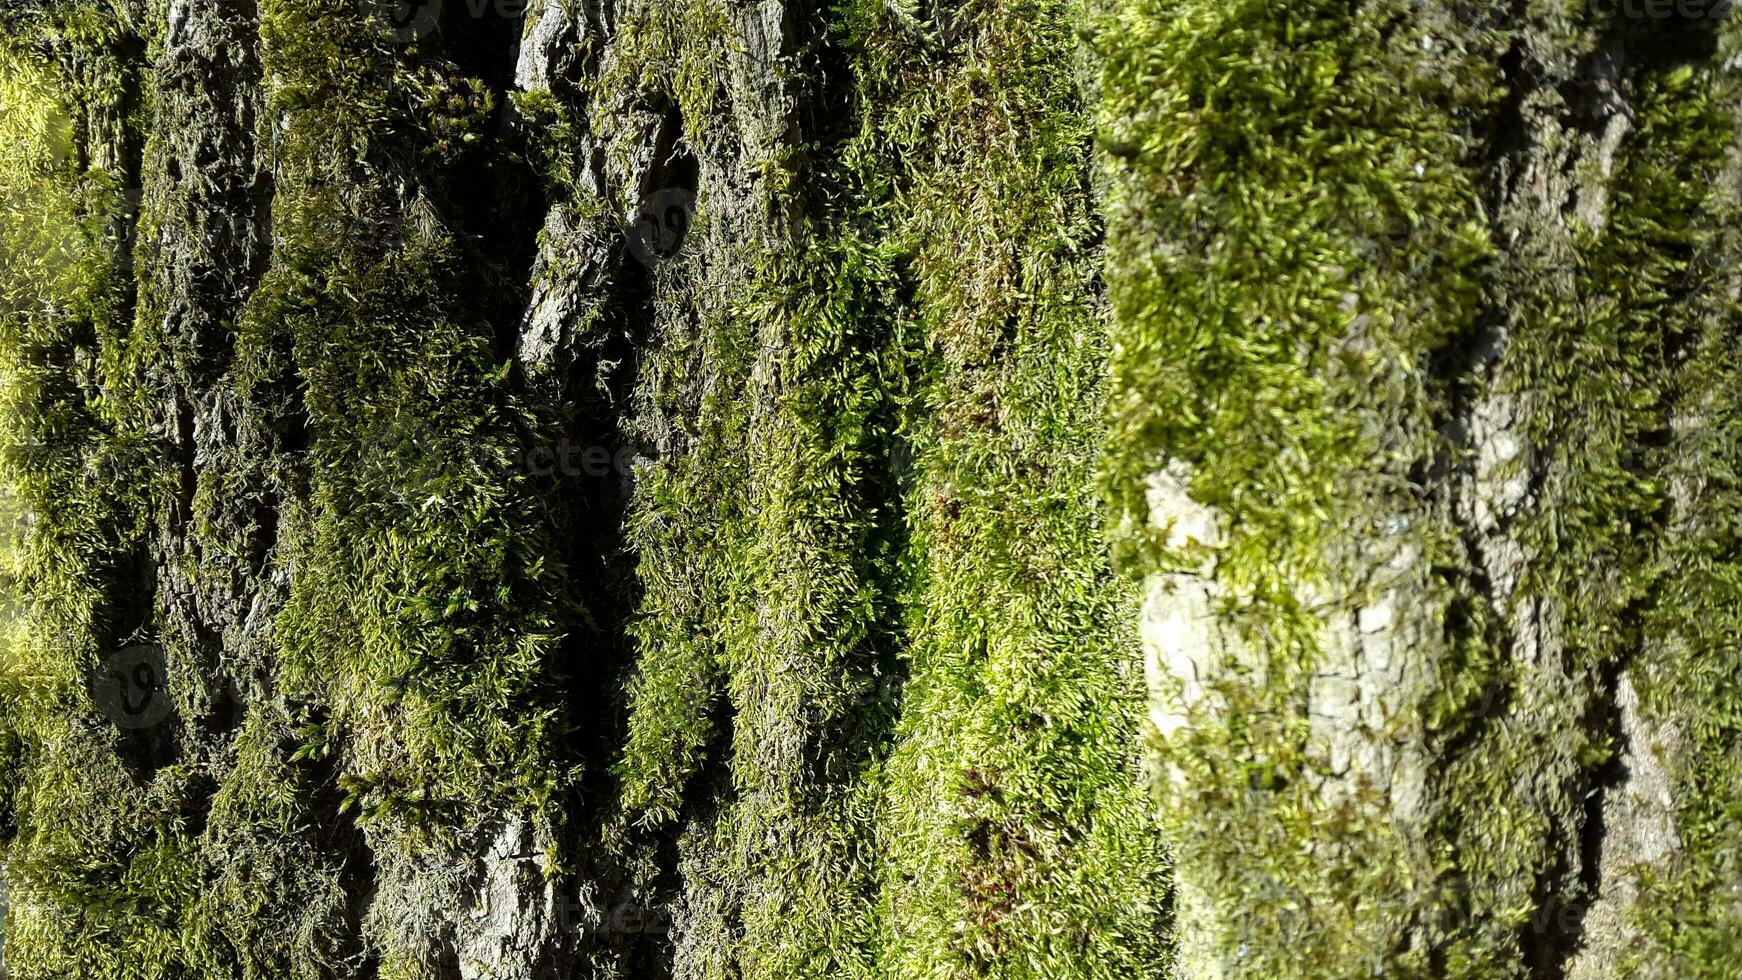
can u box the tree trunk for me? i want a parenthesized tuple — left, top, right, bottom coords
(0, 0, 1165, 977)
(0, 1, 1737, 979)
(1100, 1, 1742, 976)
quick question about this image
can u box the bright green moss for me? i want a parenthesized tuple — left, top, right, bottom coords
(256, 0, 577, 830)
(604, 0, 1170, 976)
(0, 9, 180, 971)
(1613, 39, 1742, 976)
(601, 0, 733, 146)
(1097, 0, 1742, 973)
(841, 2, 1172, 976)
(1096, 0, 1494, 553)
(1090, 0, 1546, 971)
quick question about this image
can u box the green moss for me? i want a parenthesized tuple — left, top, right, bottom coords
(1096, 0, 1742, 973)
(0, 8, 177, 970)
(18, 0, 1737, 975)
(1094, 0, 1503, 970)
(601, 1, 1169, 976)
(1, 1, 576, 973)
(845, 2, 1171, 976)
(256, 0, 577, 831)
(1616, 38, 1742, 977)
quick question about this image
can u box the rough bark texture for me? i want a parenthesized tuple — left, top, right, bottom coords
(1099, 0, 1742, 975)
(2, 0, 1740, 978)
(0, 0, 1165, 977)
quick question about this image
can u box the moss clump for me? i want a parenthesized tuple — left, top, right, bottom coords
(603, 0, 1170, 976)
(1093, 0, 1501, 971)
(1096, 0, 1742, 974)
(1616, 38, 1742, 977)
(840, 2, 1172, 976)
(256, 0, 579, 875)
(0, 8, 181, 973)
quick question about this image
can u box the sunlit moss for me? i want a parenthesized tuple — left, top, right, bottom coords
(1096, 0, 1742, 974)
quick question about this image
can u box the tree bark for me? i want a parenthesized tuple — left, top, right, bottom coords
(1, 0, 1739, 978)
(0, 1, 1164, 977)
(1100, 0, 1742, 976)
